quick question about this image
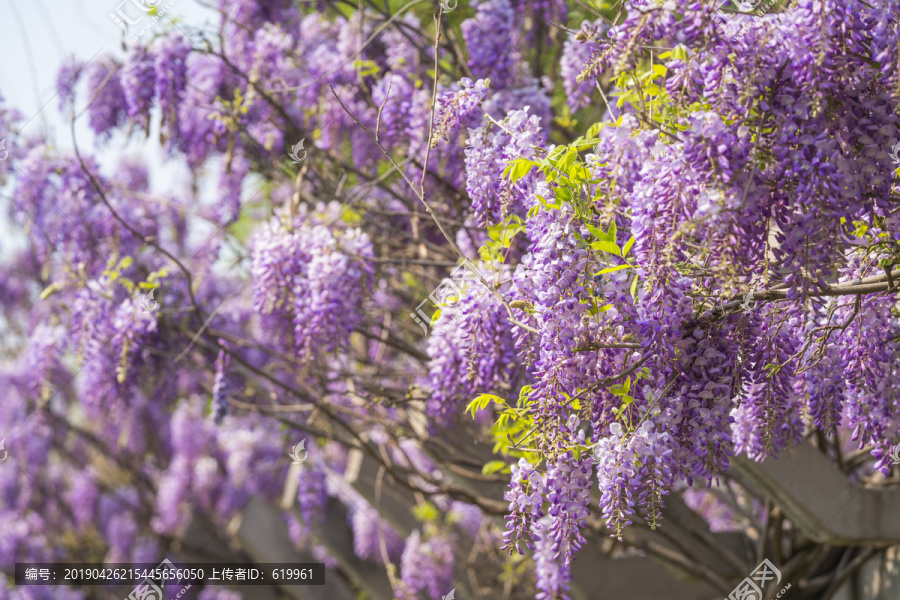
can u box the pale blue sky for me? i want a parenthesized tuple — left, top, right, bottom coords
(0, 0, 237, 255)
(0, 0, 214, 146)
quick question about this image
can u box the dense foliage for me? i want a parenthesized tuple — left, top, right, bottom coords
(0, 0, 898, 598)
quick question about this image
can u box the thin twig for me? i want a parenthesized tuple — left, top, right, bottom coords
(420, 11, 443, 195)
(328, 84, 541, 335)
(69, 119, 205, 323)
(375, 80, 392, 143)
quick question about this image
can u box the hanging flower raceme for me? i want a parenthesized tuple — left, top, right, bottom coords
(120, 46, 155, 133)
(396, 529, 455, 600)
(426, 266, 524, 428)
(842, 294, 900, 475)
(560, 19, 606, 112)
(297, 461, 328, 530)
(502, 457, 545, 555)
(431, 77, 491, 145)
(211, 341, 231, 425)
(533, 515, 572, 600)
(346, 495, 405, 564)
(465, 107, 545, 227)
(461, 0, 519, 89)
(544, 447, 592, 564)
(153, 34, 191, 143)
(84, 53, 127, 137)
(730, 309, 805, 462)
(250, 210, 374, 362)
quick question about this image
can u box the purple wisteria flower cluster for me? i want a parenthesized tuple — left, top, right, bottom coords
(432, 78, 491, 145)
(250, 208, 374, 362)
(1, 0, 899, 597)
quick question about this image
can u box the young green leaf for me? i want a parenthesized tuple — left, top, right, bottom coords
(591, 240, 622, 256)
(594, 264, 632, 275)
(482, 460, 508, 475)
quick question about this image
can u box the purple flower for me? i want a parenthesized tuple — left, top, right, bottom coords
(348, 497, 405, 564)
(533, 516, 572, 600)
(544, 448, 592, 564)
(432, 78, 491, 144)
(153, 34, 191, 141)
(83, 54, 127, 137)
(211, 342, 231, 425)
(462, 0, 519, 89)
(297, 463, 328, 528)
(560, 21, 607, 111)
(465, 107, 545, 227)
(120, 46, 156, 131)
(56, 55, 85, 111)
(250, 213, 374, 362)
(502, 457, 545, 554)
(396, 530, 454, 600)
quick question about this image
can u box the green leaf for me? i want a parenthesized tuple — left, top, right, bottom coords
(509, 299, 537, 314)
(535, 194, 561, 210)
(412, 502, 440, 523)
(609, 378, 632, 397)
(466, 393, 504, 418)
(558, 146, 577, 174)
(482, 460, 507, 475)
(480, 393, 505, 405)
(465, 398, 481, 418)
(574, 165, 592, 181)
(594, 264, 632, 275)
(622, 235, 636, 257)
(504, 159, 537, 184)
(591, 240, 622, 256)
(630, 275, 640, 299)
(585, 121, 605, 139)
(547, 145, 566, 161)
(585, 221, 617, 244)
(584, 222, 605, 240)
(39, 282, 63, 300)
(555, 186, 573, 204)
